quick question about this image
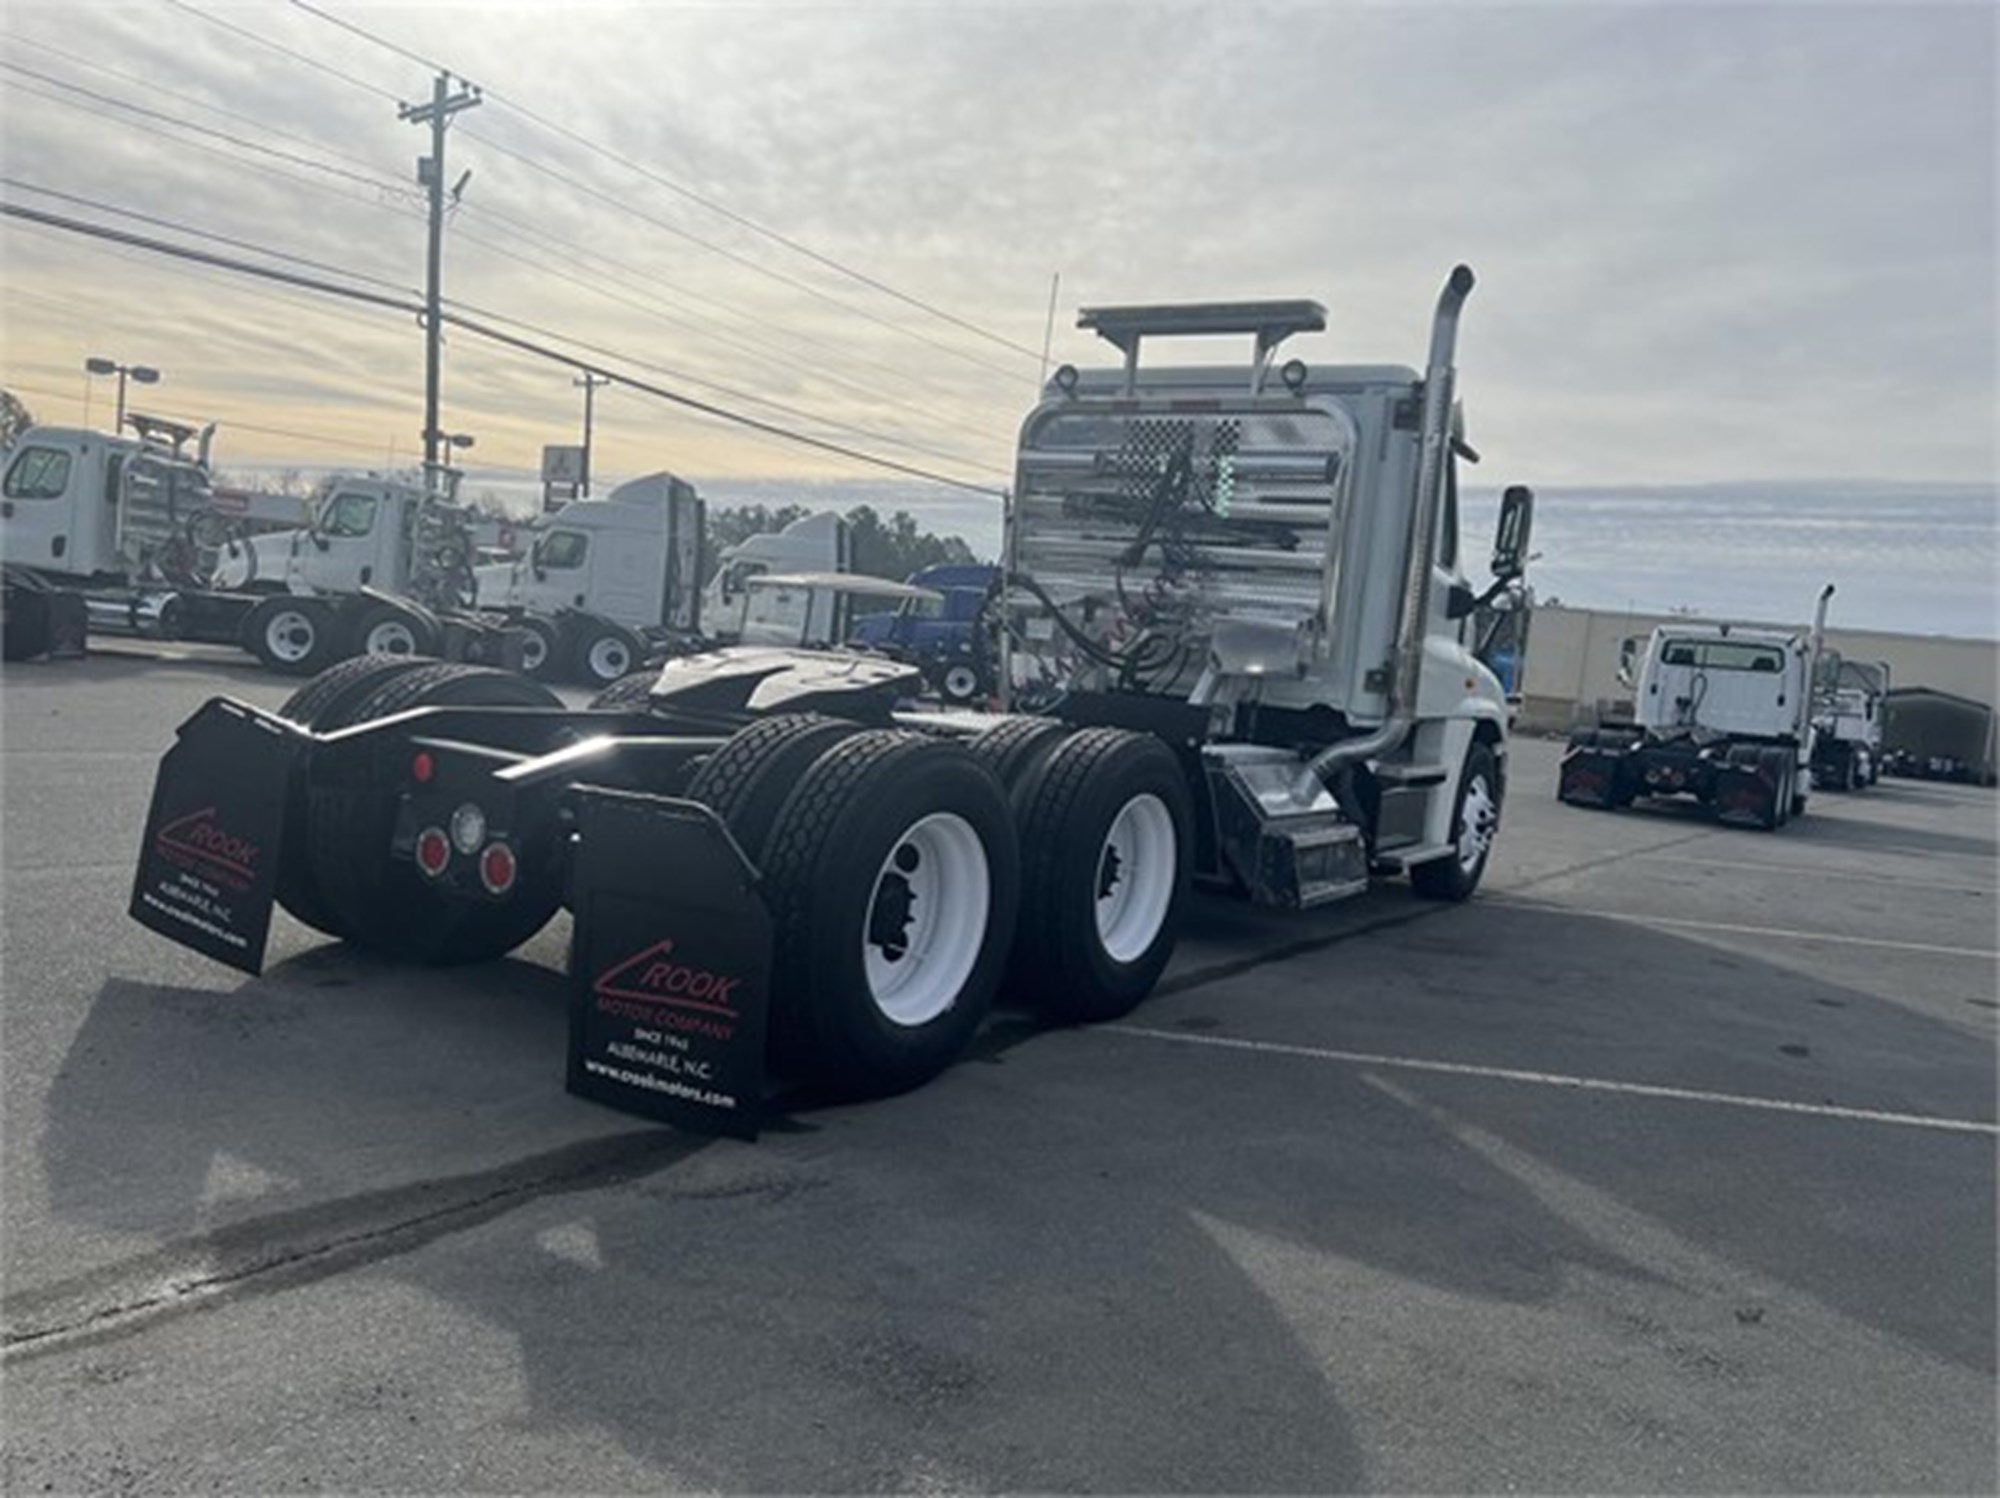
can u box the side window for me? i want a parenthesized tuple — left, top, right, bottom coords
(1434, 457, 1460, 570)
(4, 447, 73, 499)
(722, 559, 765, 600)
(320, 492, 379, 537)
(537, 531, 588, 570)
(103, 453, 126, 504)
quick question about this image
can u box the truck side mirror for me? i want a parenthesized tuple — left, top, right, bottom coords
(1491, 484, 1534, 580)
(1616, 636, 1639, 688)
(1444, 580, 1478, 620)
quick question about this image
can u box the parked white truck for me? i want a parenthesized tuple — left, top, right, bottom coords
(475, 488, 851, 679)
(1559, 586, 1833, 828)
(1810, 654, 1889, 791)
(129, 265, 1533, 1134)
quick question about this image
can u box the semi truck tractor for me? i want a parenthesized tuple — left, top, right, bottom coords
(1, 416, 255, 657)
(129, 265, 1533, 1134)
(472, 472, 705, 683)
(849, 563, 1000, 704)
(1810, 655, 1888, 790)
(0, 418, 521, 674)
(1558, 586, 1833, 828)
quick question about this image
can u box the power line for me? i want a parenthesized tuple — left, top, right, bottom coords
(1, 178, 417, 295)
(1, 201, 1007, 496)
(0, 74, 424, 228)
(0, 60, 402, 197)
(282, 0, 1043, 363)
(443, 216, 1004, 462)
(156, 0, 403, 101)
(463, 129, 1031, 384)
(5, 32, 395, 179)
(145, 0, 1035, 403)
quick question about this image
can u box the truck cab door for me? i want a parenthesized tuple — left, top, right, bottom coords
(0, 438, 90, 573)
(528, 529, 591, 610)
(299, 488, 386, 593)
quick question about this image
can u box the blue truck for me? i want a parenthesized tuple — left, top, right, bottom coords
(848, 562, 997, 704)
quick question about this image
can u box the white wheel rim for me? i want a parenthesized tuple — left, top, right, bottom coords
(862, 812, 989, 1028)
(265, 609, 318, 664)
(944, 665, 979, 699)
(520, 630, 548, 672)
(364, 619, 419, 656)
(1458, 773, 1498, 874)
(1095, 793, 1176, 963)
(588, 636, 631, 680)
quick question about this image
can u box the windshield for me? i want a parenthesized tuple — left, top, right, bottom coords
(740, 582, 811, 646)
(1659, 638, 1787, 672)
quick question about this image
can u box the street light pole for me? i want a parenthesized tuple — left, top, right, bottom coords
(85, 357, 160, 435)
(574, 372, 610, 497)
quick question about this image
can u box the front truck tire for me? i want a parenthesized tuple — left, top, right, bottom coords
(296, 663, 567, 962)
(756, 731, 1020, 1099)
(1007, 727, 1192, 1023)
(516, 616, 562, 680)
(1411, 739, 1502, 901)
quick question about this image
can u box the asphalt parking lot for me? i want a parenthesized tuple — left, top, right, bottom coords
(3, 644, 1995, 1494)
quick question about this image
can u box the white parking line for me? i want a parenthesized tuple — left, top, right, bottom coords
(1102, 1024, 2000, 1136)
(1638, 852, 1996, 897)
(1484, 898, 1999, 960)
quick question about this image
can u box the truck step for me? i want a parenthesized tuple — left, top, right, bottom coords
(1371, 762, 1448, 787)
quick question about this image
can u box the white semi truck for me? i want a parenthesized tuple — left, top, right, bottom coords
(1810, 654, 1889, 791)
(1558, 586, 1833, 828)
(129, 265, 1534, 1133)
(0, 419, 526, 675)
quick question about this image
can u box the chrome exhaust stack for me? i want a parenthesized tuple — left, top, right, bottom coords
(1299, 263, 1476, 793)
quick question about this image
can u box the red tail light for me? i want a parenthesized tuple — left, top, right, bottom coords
(411, 750, 435, 784)
(479, 841, 518, 896)
(415, 826, 451, 877)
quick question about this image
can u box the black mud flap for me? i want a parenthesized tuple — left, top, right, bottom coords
(1557, 747, 1624, 808)
(1711, 764, 1777, 827)
(566, 788, 773, 1139)
(129, 698, 308, 974)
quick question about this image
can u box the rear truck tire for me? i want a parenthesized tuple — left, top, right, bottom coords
(1411, 740, 1502, 901)
(350, 601, 437, 661)
(756, 731, 1019, 1098)
(1007, 727, 1192, 1024)
(277, 653, 432, 729)
(687, 714, 864, 864)
(516, 616, 562, 680)
(586, 669, 660, 710)
(301, 664, 566, 963)
(245, 596, 340, 676)
(964, 717, 1071, 807)
(273, 655, 439, 939)
(569, 620, 643, 687)
(1752, 746, 1793, 831)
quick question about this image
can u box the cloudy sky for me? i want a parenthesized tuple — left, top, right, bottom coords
(1, 1, 1993, 632)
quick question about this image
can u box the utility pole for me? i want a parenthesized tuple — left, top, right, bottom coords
(574, 371, 611, 497)
(400, 70, 481, 480)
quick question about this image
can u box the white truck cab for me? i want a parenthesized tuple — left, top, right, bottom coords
(700, 510, 852, 642)
(217, 475, 433, 598)
(1004, 272, 1535, 904)
(1, 421, 217, 584)
(475, 472, 704, 636)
